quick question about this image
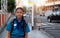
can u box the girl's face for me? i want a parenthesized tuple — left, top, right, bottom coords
(15, 9, 23, 19)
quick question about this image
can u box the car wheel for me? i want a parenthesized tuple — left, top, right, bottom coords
(48, 19, 51, 22)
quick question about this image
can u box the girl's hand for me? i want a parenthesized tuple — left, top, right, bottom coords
(25, 33, 28, 38)
(7, 31, 10, 38)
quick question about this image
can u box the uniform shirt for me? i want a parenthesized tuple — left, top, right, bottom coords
(6, 19, 30, 36)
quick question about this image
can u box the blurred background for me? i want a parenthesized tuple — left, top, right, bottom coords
(0, 0, 60, 38)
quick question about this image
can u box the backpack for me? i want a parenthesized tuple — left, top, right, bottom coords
(10, 19, 27, 38)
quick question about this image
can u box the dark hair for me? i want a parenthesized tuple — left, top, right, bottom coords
(16, 7, 24, 12)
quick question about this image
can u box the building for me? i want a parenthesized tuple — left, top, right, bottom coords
(15, 0, 23, 8)
(0, 0, 10, 28)
(40, 0, 60, 16)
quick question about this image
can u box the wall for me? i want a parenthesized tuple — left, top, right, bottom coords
(0, 13, 10, 28)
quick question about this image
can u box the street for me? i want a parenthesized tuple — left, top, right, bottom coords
(0, 0, 60, 38)
(36, 16, 60, 38)
(0, 15, 60, 38)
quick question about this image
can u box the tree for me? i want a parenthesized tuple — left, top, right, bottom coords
(7, 0, 15, 13)
(23, 6, 27, 13)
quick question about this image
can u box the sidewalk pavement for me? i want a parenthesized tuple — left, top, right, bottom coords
(28, 29, 54, 38)
(4, 29, 54, 38)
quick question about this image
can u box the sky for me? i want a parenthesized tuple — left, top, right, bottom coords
(16, 0, 47, 7)
(22, 0, 47, 6)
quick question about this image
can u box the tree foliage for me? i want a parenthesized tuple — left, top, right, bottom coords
(23, 6, 27, 13)
(7, 0, 15, 13)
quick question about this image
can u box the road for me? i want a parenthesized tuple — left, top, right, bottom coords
(35, 16, 60, 38)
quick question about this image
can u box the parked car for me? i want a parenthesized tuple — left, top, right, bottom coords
(47, 14, 60, 23)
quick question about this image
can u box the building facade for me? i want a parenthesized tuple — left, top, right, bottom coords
(40, 0, 60, 16)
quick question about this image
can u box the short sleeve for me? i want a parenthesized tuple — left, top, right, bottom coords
(6, 22, 12, 31)
(25, 24, 30, 32)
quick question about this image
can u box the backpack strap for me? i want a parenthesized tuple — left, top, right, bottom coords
(22, 20, 27, 38)
(10, 19, 14, 35)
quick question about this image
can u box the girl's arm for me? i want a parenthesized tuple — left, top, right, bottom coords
(25, 33, 28, 38)
(7, 31, 10, 38)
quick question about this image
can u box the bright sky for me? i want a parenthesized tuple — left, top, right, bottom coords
(33, 0, 47, 6)
(23, 0, 47, 6)
(16, 0, 47, 7)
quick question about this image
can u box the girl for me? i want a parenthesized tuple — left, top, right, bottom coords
(6, 7, 30, 38)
